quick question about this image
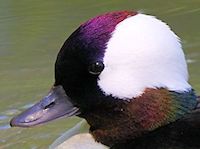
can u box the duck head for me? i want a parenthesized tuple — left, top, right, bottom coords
(10, 11, 197, 147)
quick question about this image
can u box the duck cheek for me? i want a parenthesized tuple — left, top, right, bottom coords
(10, 85, 80, 127)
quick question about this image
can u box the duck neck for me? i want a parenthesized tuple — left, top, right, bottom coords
(85, 98, 140, 147)
(83, 88, 197, 147)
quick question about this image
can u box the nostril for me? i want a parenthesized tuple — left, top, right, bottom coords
(44, 102, 56, 109)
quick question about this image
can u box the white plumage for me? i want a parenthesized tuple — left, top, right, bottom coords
(98, 13, 191, 99)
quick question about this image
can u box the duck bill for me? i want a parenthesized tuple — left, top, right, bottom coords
(10, 85, 80, 127)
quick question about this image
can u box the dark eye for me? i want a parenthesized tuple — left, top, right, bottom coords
(88, 61, 104, 75)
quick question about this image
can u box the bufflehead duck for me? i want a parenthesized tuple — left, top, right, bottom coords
(10, 11, 200, 149)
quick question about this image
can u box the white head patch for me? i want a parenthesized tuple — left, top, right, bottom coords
(97, 13, 191, 99)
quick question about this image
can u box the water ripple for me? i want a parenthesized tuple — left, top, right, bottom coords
(0, 124, 11, 130)
(0, 115, 8, 120)
(187, 59, 196, 64)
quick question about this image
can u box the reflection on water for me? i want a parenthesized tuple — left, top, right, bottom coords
(0, 0, 200, 148)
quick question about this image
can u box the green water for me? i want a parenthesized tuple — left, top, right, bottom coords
(0, 0, 199, 148)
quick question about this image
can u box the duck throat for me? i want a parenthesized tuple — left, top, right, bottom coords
(84, 88, 197, 147)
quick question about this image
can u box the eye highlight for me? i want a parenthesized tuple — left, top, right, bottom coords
(88, 61, 104, 75)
